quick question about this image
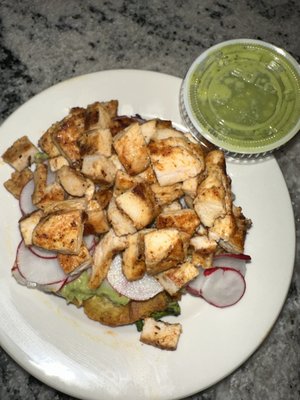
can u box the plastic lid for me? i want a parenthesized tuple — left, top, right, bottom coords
(181, 39, 300, 157)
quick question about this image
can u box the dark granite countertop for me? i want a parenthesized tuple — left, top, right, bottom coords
(0, 1, 299, 399)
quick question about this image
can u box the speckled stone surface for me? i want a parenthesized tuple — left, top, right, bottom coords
(0, 1, 299, 399)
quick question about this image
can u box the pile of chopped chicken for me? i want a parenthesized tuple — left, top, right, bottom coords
(2, 100, 251, 351)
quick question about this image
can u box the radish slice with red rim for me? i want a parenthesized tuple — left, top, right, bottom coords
(201, 267, 246, 307)
(28, 246, 58, 259)
(15, 240, 67, 286)
(213, 253, 251, 276)
(107, 254, 163, 301)
(19, 180, 36, 215)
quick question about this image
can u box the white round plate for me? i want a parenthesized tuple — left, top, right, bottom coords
(0, 70, 295, 400)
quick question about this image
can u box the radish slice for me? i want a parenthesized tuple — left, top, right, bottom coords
(201, 267, 246, 307)
(107, 254, 163, 301)
(16, 240, 67, 286)
(213, 253, 251, 276)
(186, 268, 206, 296)
(187, 266, 246, 307)
(29, 246, 58, 259)
(19, 180, 36, 215)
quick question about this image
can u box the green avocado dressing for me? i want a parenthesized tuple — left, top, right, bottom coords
(60, 271, 130, 306)
(187, 42, 300, 153)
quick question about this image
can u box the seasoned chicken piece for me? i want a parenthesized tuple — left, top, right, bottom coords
(58, 243, 92, 275)
(148, 138, 204, 186)
(35, 183, 65, 210)
(78, 128, 112, 158)
(156, 261, 199, 295)
(192, 251, 214, 269)
(84, 200, 110, 235)
(110, 115, 141, 137)
(209, 207, 251, 254)
(3, 168, 33, 199)
(81, 154, 117, 184)
(19, 210, 44, 246)
(115, 182, 158, 229)
(161, 200, 182, 213)
(51, 107, 86, 165)
(156, 209, 200, 236)
(194, 150, 232, 227)
(2, 136, 38, 171)
(31, 163, 65, 208)
(93, 188, 113, 209)
(39, 123, 61, 157)
(85, 101, 117, 131)
(182, 176, 199, 199)
(107, 197, 136, 236)
(32, 163, 47, 205)
(122, 232, 146, 281)
(113, 123, 150, 175)
(109, 154, 125, 172)
(32, 209, 83, 254)
(140, 119, 157, 144)
(190, 235, 217, 254)
(152, 127, 185, 141)
(151, 182, 183, 206)
(90, 229, 128, 289)
(137, 165, 157, 185)
(57, 165, 89, 197)
(113, 170, 140, 197)
(48, 155, 69, 172)
(194, 186, 227, 228)
(41, 198, 86, 214)
(140, 318, 182, 351)
(144, 228, 189, 275)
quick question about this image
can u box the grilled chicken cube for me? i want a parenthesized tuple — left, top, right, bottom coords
(19, 210, 44, 246)
(41, 198, 86, 214)
(190, 235, 217, 254)
(2, 136, 38, 171)
(140, 119, 157, 144)
(115, 182, 158, 230)
(194, 186, 227, 228)
(85, 101, 117, 131)
(192, 251, 214, 269)
(137, 165, 157, 185)
(84, 200, 110, 235)
(107, 197, 136, 236)
(3, 168, 33, 199)
(58, 243, 92, 275)
(157, 261, 199, 295)
(90, 229, 128, 289)
(48, 155, 69, 172)
(32, 209, 83, 254)
(150, 182, 183, 206)
(57, 165, 89, 197)
(32, 163, 47, 205)
(122, 232, 146, 281)
(113, 170, 139, 196)
(93, 188, 113, 209)
(78, 128, 112, 158)
(161, 200, 182, 213)
(148, 138, 204, 186)
(81, 154, 117, 184)
(156, 209, 200, 236)
(51, 107, 86, 165)
(38, 124, 61, 157)
(209, 207, 251, 254)
(113, 122, 150, 175)
(144, 228, 189, 275)
(140, 318, 182, 351)
(182, 176, 199, 199)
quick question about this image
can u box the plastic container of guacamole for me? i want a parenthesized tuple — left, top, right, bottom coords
(180, 39, 300, 158)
